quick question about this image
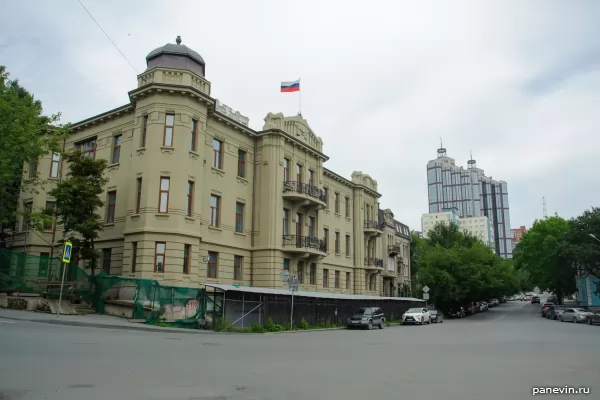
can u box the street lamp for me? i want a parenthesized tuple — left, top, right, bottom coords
(589, 234, 600, 243)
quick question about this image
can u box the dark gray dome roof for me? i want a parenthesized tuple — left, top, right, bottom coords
(146, 43, 205, 66)
(145, 37, 206, 76)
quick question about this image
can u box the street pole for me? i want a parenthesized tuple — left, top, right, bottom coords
(56, 261, 67, 318)
(290, 289, 294, 330)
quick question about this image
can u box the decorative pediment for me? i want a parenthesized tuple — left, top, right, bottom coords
(263, 112, 323, 152)
(351, 171, 378, 192)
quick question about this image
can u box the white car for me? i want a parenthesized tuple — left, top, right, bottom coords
(402, 307, 431, 325)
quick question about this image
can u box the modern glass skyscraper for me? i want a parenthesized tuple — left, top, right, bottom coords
(426, 145, 512, 258)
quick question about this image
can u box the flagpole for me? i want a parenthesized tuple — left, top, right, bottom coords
(298, 78, 302, 117)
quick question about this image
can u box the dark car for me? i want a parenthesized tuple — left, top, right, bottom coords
(586, 310, 600, 325)
(447, 307, 465, 318)
(547, 305, 567, 320)
(347, 307, 385, 330)
(531, 296, 540, 304)
(429, 309, 444, 323)
(541, 302, 554, 317)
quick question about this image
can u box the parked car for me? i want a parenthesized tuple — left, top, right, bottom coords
(464, 304, 476, 316)
(447, 307, 465, 318)
(541, 303, 554, 317)
(547, 295, 557, 303)
(429, 309, 444, 323)
(480, 301, 488, 311)
(531, 296, 540, 304)
(560, 308, 594, 323)
(547, 305, 567, 320)
(586, 310, 600, 325)
(402, 307, 431, 325)
(347, 307, 385, 330)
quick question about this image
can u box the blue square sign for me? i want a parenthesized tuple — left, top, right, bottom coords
(62, 241, 73, 263)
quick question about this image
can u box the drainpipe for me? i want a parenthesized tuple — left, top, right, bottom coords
(250, 137, 257, 286)
(49, 137, 67, 277)
(352, 187, 357, 294)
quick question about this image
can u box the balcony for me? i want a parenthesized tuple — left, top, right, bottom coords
(388, 244, 401, 256)
(364, 220, 384, 237)
(282, 235, 327, 258)
(364, 257, 384, 271)
(282, 181, 327, 208)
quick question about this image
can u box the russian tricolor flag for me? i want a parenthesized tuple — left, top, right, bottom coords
(281, 80, 300, 93)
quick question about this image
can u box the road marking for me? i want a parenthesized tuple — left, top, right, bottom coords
(476, 313, 507, 325)
(0, 319, 16, 324)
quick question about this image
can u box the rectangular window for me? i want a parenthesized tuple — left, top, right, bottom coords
(335, 192, 340, 214)
(210, 195, 220, 227)
(308, 170, 314, 187)
(323, 268, 329, 288)
(283, 158, 290, 181)
(335, 232, 340, 253)
(158, 177, 170, 213)
(345, 197, 350, 218)
(323, 228, 329, 252)
(50, 153, 60, 178)
(283, 258, 290, 271)
(234, 256, 242, 280)
(235, 202, 244, 233)
(296, 164, 303, 183)
(141, 115, 149, 147)
(297, 261, 304, 284)
(296, 213, 303, 237)
(136, 177, 142, 214)
(22, 202, 32, 231)
(43, 201, 55, 231)
(131, 242, 137, 273)
(207, 252, 218, 278)
(283, 209, 289, 235)
(213, 139, 222, 168)
(39, 252, 49, 278)
(186, 181, 194, 217)
(76, 137, 97, 159)
(310, 263, 316, 285)
(106, 191, 116, 223)
(183, 244, 191, 274)
(154, 242, 166, 272)
(112, 134, 122, 164)
(29, 162, 38, 179)
(102, 248, 112, 275)
(238, 150, 246, 178)
(324, 188, 329, 208)
(190, 119, 198, 152)
(345, 234, 350, 256)
(308, 216, 315, 238)
(335, 271, 340, 288)
(164, 113, 174, 147)
(346, 272, 351, 289)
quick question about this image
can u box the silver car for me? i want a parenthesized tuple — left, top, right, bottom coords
(559, 308, 594, 323)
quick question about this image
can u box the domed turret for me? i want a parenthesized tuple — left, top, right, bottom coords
(145, 36, 205, 77)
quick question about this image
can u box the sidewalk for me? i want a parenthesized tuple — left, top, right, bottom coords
(0, 308, 216, 335)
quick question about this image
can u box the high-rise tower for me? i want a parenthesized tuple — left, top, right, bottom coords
(426, 145, 512, 258)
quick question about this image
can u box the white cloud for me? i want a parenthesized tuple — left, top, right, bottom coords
(1, 0, 599, 230)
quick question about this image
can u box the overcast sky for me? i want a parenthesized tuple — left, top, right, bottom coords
(2, 0, 599, 231)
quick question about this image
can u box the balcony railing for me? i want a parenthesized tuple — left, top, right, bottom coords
(282, 235, 326, 252)
(364, 257, 384, 268)
(364, 220, 384, 230)
(388, 245, 401, 255)
(282, 181, 326, 202)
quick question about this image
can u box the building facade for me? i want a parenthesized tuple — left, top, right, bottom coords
(510, 226, 527, 251)
(11, 38, 411, 297)
(421, 208, 495, 250)
(426, 145, 512, 258)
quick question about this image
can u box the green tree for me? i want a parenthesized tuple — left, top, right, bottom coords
(0, 65, 67, 237)
(566, 207, 600, 279)
(49, 151, 108, 275)
(514, 216, 575, 304)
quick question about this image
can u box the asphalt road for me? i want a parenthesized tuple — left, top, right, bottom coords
(0, 301, 598, 400)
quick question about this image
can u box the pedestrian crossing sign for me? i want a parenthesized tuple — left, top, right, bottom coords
(62, 241, 73, 263)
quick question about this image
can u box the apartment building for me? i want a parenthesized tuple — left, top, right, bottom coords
(12, 37, 410, 296)
(421, 208, 495, 251)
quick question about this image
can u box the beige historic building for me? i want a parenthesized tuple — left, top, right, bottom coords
(12, 38, 411, 296)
